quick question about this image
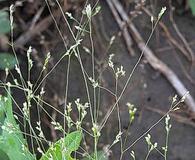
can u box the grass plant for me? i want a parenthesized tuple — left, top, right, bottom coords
(0, 1, 188, 160)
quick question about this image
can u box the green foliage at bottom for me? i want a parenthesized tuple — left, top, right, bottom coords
(82, 151, 109, 160)
(40, 131, 82, 160)
(0, 89, 35, 160)
(0, 88, 83, 160)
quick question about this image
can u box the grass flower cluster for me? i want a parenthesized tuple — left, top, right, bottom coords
(0, 2, 188, 160)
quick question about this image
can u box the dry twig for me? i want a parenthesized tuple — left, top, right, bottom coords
(142, 7, 192, 62)
(109, 0, 195, 112)
(30, 5, 45, 30)
(145, 106, 195, 128)
(142, 7, 195, 85)
(156, 40, 195, 53)
(106, 0, 135, 56)
(15, 9, 61, 47)
(169, 0, 195, 64)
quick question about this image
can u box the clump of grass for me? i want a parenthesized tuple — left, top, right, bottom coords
(0, 1, 188, 160)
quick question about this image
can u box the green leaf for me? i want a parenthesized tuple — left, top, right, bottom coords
(40, 130, 82, 160)
(0, 53, 18, 70)
(0, 95, 6, 134)
(0, 11, 10, 34)
(0, 89, 35, 160)
(82, 151, 109, 160)
(64, 130, 82, 153)
(0, 149, 10, 160)
(189, 0, 195, 15)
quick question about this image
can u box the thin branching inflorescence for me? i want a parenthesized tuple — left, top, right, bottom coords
(0, 2, 189, 160)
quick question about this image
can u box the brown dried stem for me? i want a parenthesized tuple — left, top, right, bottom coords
(106, 0, 135, 56)
(109, 0, 195, 112)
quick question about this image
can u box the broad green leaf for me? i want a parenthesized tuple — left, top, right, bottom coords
(64, 130, 82, 153)
(0, 11, 10, 34)
(40, 130, 82, 160)
(0, 149, 10, 160)
(0, 53, 18, 70)
(82, 150, 109, 160)
(0, 89, 35, 160)
(189, 0, 195, 15)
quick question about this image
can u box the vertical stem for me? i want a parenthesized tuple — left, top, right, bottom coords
(115, 78, 123, 160)
(89, 17, 96, 122)
(94, 136, 98, 160)
(64, 54, 71, 133)
(164, 130, 169, 160)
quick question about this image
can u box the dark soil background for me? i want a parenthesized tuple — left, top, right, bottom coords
(1, 0, 195, 160)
